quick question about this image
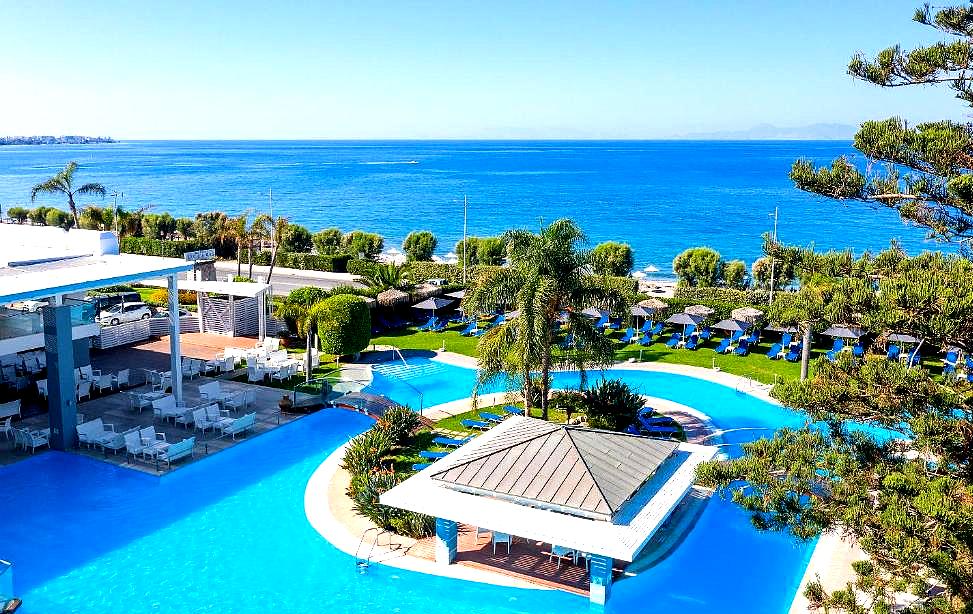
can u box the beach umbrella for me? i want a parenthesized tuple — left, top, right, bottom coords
(412, 297, 453, 313)
(712, 318, 751, 332)
(630, 305, 655, 318)
(582, 307, 609, 319)
(633, 271, 646, 279)
(887, 332, 919, 344)
(377, 288, 409, 307)
(684, 304, 714, 317)
(644, 265, 660, 273)
(731, 307, 764, 323)
(445, 290, 466, 300)
(822, 325, 865, 339)
(639, 298, 667, 310)
(666, 312, 704, 337)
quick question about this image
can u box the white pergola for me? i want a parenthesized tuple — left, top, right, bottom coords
(380, 416, 718, 604)
(140, 278, 273, 340)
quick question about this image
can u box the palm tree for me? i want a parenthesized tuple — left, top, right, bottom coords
(262, 214, 289, 284)
(464, 219, 627, 419)
(274, 288, 329, 383)
(225, 213, 249, 277)
(364, 263, 409, 290)
(30, 161, 106, 229)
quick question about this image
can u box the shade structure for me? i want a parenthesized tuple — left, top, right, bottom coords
(644, 265, 660, 273)
(633, 271, 646, 279)
(630, 305, 656, 318)
(638, 298, 667, 310)
(582, 307, 609, 319)
(731, 307, 764, 323)
(822, 325, 865, 339)
(765, 324, 799, 333)
(412, 297, 453, 311)
(444, 290, 466, 300)
(684, 304, 714, 317)
(377, 288, 410, 307)
(666, 312, 703, 326)
(888, 332, 920, 344)
(712, 318, 751, 332)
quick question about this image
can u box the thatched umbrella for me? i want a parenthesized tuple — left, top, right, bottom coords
(731, 306, 764, 323)
(638, 298, 667, 310)
(377, 288, 409, 307)
(684, 304, 714, 317)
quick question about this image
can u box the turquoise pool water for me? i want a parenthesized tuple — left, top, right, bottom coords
(1, 359, 829, 613)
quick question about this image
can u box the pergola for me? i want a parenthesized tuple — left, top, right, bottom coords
(380, 416, 717, 604)
(141, 277, 273, 340)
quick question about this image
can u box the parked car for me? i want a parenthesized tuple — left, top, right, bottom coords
(99, 302, 152, 326)
(88, 292, 141, 315)
(8, 299, 48, 312)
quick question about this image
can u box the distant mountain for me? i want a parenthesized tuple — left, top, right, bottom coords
(0, 135, 115, 146)
(678, 123, 856, 141)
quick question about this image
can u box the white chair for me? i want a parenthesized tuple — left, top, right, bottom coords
(76, 379, 93, 402)
(152, 395, 184, 423)
(156, 436, 195, 469)
(205, 405, 233, 431)
(199, 358, 219, 375)
(548, 545, 578, 569)
(79, 365, 100, 381)
(270, 364, 293, 384)
(1, 366, 17, 383)
(115, 369, 130, 389)
(222, 412, 256, 439)
(36, 379, 48, 400)
(153, 374, 172, 393)
(181, 359, 200, 380)
(14, 428, 49, 453)
(0, 417, 13, 440)
(0, 400, 21, 420)
(94, 373, 115, 394)
(492, 531, 512, 555)
(76, 418, 119, 449)
(221, 356, 236, 373)
(247, 366, 264, 383)
(139, 426, 168, 457)
(124, 429, 149, 461)
(198, 381, 223, 403)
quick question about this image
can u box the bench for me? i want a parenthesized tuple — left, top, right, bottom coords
(0, 400, 21, 420)
(222, 412, 256, 440)
(156, 436, 195, 470)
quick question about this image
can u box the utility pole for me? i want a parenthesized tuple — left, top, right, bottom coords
(269, 188, 274, 246)
(768, 206, 779, 305)
(462, 195, 468, 284)
(110, 191, 123, 234)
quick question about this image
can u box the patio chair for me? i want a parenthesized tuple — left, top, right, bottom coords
(665, 333, 681, 348)
(115, 369, 130, 389)
(502, 405, 524, 415)
(270, 364, 293, 384)
(205, 404, 233, 431)
(479, 412, 504, 423)
(461, 419, 490, 430)
(198, 381, 223, 403)
(76, 418, 119, 449)
(685, 335, 702, 350)
(247, 366, 265, 383)
(79, 365, 100, 381)
(181, 358, 200, 380)
(123, 429, 150, 461)
(618, 327, 636, 344)
(549, 545, 578, 569)
(36, 379, 48, 399)
(432, 436, 473, 447)
(852, 341, 865, 358)
(714, 339, 731, 354)
(221, 412, 256, 440)
(785, 342, 803, 362)
(826, 338, 844, 361)
(766, 343, 782, 359)
(886, 344, 901, 361)
(1, 417, 13, 441)
(199, 358, 219, 376)
(153, 374, 172, 393)
(224, 389, 257, 414)
(943, 350, 959, 374)
(14, 428, 49, 453)
(156, 436, 195, 470)
(139, 426, 169, 457)
(699, 326, 713, 340)
(781, 333, 793, 348)
(76, 379, 93, 402)
(0, 400, 21, 420)
(685, 324, 697, 338)
(639, 331, 654, 346)
(94, 373, 115, 394)
(492, 531, 512, 555)
(152, 395, 185, 423)
(221, 356, 237, 373)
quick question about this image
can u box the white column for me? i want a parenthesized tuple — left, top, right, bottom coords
(168, 274, 183, 403)
(257, 290, 267, 341)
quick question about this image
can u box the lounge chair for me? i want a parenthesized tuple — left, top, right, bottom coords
(461, 419, 490, 430)
(432, 436, 473, 447)
(649, 322, 664, 335)
(639, 331, 654, 346)
(642, 424, 679, 437)
(412, 462, 432, 471)
(886, 344, 901, 361)
(221, 412, 256, 440)
(699, 326, 712, 340)
(640, 415, 676, 427)
(826, 339, 845, 361)
(638, 320, 653, 334)
(606, 318, 621, 330)
(907, 350, 921, 367)
(419, 450, 448, 459)
(730, 330, 744, 343)
(479, 412, 504, 423)
(76, 379, 92, 402)
(123, 429, 150, 460)
(76, 418, 119, 450)
(618, 327, 636, 344)
(139, 426, 169, 457)
(459, 321, 478, 336)
(152, 395, 184, 423)
(14, 428, 49, 453)
(852, 342, 865, 358)
(155, 436, 195, 469)
(593, 315, 609, 329)
(781, 333, 793, 348)
(766, 343, 782, 359)
(714, 339, 731, 354)
(665, 333, 681, 348)
(224, 389, 257, 414)
(502, 405, 524, 415)
(785, 343, 803, 362)
(685, 324, 697, 338)
(745, 330, 760, 344)
(943, 350, 959, 374)
(685, 335, 702, 350)
(733, 339, 750, 356)
(93, 373, 115, 394)
(416, 316, 437, 331)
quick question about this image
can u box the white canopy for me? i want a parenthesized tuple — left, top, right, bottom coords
(141, 277, 272, 299)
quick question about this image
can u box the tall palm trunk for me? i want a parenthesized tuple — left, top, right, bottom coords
(247, 240, 255, 281)
(305, 331, 312, 384)
(236, 239, 243, 277)
(68, 194, 79, 229)
(800, 326, 812, 381)
(267, 245, 278, 284)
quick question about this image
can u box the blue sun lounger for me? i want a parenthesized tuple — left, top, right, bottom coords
(714, 338, 731, 354)
(699, 326, 712, 340)
(784, 342, 802, 362)
(433, 436, 473, 447)
(479, 412, 504, 423)
(665, 333, 681, 348)
(461, 419, 491, 430)
(826, 339, 844, 361)
(685, 335, 702, 350)
(594, 315, 609, 329)
(502, 405, 524, 415)
(852, 342, 864, 357)
(640, 415, 676, 428)
(642, 425, 679, 437)
(618, 327, 636, 344)
(416, 316, 438, 331)
(639, 331, 654, 346)
(650, 322, 664, 335)
(733, 339, 750, 356)
(412, 463, 432, 471)
(766, 342, 782, 359)
(459, 320, 478, 336)
(886, 344, 900, 361)
(639, 320, 653, 334)
(419, 450, 448, 459)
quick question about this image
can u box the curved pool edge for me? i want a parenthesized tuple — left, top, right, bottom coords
(303, 437, 550, 592)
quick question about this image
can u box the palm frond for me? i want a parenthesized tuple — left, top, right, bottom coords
(75, 183, 107, 197)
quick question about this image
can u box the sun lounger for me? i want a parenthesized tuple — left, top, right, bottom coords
(479, 412, 504, 423)
(685, 324, 697, 337)
(699, 326, 712, 340)
(685, 335, 702, 350)
(730, 330, 744, 342)
(826, 339, 845, 361)
(432, 436, 473, 447)
(852, 342, 864, 357)
(650, 322, 664, 335)
(886, 344, 900, 361)
(502, 405, 524, 415)
(641, 424, 679, 437)
(594, 315, 609, 329)
(461, 419, 490, 430)
(412, 462, 432, 471)
(781, 333, 792, 348)
(221, 412, 256, 440)
(416, 316, 438, 331)
(733, 339, 750, 356)
(943, 350, 959, 373)
(419, 450, 448, 459)
(785, 342, 803, 362)
(714, 339, 731, 354)
(639, 331, 654, 346)
(638, 320, 653, 334)
(665, 333, 681, 348)
(618, 327, 636, 344)
(459, 321, 478, 336)
(766, 342, 782, 359)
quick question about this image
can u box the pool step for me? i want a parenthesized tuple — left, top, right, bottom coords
(373, 362, 448, 380)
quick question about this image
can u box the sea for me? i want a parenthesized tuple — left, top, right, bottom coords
(0, 140, 946, 276)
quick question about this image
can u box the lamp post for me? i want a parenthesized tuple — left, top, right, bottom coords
(462, 195, 468, 284)
(110, 191, 124, 234)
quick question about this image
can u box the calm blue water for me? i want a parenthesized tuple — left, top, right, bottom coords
(0, 140, 946, 274)
(0, 365, 816, 613)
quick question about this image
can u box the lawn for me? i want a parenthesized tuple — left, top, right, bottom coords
(370, 324, 813, 385)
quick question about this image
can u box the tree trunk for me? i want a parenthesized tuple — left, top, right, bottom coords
(267, 246, 278, 284)
(540, 354, 551, 421)
(68, 194, 79, 229)
(236, 240, 243, 277)
(247, 241, 254, 281)
(800, 326, 812, 381)
(522, 372, 532, 417)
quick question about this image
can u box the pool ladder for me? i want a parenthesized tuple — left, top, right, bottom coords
(355, 527, 391, 572)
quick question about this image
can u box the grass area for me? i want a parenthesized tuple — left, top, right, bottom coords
(230, 362, 343, 392)
(370, 325, 813, 384)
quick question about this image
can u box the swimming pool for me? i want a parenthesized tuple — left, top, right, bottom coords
(1, 359, 821, 613)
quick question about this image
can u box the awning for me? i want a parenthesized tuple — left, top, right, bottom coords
(141, 277, 271, 298)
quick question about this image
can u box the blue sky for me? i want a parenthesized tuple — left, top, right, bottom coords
(0, 1, 955, 139)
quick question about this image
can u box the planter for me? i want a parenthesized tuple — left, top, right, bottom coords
(278, 394, 294, 413)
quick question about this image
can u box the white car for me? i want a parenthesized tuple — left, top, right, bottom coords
(99, 302, 152, 326)
(9, 300, 48, 312)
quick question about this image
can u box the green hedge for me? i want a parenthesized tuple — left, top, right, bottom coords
(310, 294, 371, 356)
(672, 286, 770, 306)
(241, 250, 351, 273)
(346, 258, 377, 276)
(120, 237, 212, 258)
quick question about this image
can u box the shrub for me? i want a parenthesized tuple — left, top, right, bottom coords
(120, 237, 212, 258)
(672, 285, 770, 307)
(583, 379, 642, 431)
(407, 261, 469, 284)
(281, 223, 313, 253)
(672, 247, 723, 287)
(402, 231, 437, 261)
(391, 511, 436, 539)
(376, 406, 421, 444)
(45, 209, 74, 230)
(147, 288, 198, 306)
(591, 241, 635, 276)
(310, 294, 371, 356)
(233, 275, 254, 283)
(28, 206, 55, 225)
(722, 260, 748, 289)
(89, 285, 135, 295)
(342, 230, 384, 260)
(240, 250, 350, 273)
(7, 206, 29, 223)
(550, 390, 586, 422)
(342, 428, 394, 476)
(347, 258, 377, 277)
(751, 256, 796, 291)
(312, 228, 343, 255)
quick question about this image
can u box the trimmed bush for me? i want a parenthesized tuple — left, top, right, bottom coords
(310, 294, 371, 356)
(120, 237, 211, 258)
(591, 241, 635, 276)
(402, 230, 437, 261)
(346, 258, 377, 277)
(672, 285, 770, 306)
(342, 428, 394, 475)
(7, 207, 29, 223)
(147, 288, 198, 306)
(241, 250, 350, 273)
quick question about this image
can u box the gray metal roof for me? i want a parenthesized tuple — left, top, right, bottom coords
(429, 419, 678, 520)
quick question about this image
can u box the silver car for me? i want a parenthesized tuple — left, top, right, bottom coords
(99, 302, 152, 326)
